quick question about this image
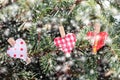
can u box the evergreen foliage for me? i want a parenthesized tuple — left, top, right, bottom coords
(0, 0, 120, 80)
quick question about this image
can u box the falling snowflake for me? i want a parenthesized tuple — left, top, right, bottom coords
(90, 69, 94, 74)
(37, 28, 41, 33)
(4, 29, 10, 36)
(0, 67, 7, 74)
(55, 65, 62, 71)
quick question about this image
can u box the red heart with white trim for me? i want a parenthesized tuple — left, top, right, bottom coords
(54, 33, 76, 56)
(7, 38, 27, 61)
(87, 31, 108, 52)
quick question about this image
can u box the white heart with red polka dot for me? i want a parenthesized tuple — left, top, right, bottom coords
(7, 38, 27, 61)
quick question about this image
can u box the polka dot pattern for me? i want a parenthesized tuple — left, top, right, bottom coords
(7, 38, 27, 61)
(20, 48, 23, 51)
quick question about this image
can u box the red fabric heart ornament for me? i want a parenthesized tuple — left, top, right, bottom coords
(7, 38, 28, 61)
(54, 33, 76, 56)
(87, 31, 108, 53)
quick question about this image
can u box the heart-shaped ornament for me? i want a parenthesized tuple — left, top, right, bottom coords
(87, 31, 108, 53)
(54, 33, 76, 57)
(7, 38, 28, 61)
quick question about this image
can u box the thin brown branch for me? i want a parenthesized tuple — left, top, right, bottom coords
(68, 0, 84, 15)
(105, 70, 114, 77)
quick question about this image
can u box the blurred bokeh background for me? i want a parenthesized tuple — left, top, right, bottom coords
(0, 0, 120, 80)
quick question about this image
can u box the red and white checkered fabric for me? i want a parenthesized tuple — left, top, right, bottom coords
(54, 33, 76, 55)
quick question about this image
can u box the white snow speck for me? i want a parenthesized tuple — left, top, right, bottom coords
(106, 37, 112, 44)
(65, 53, 71, 57)
(24, 22, 32, 29)
(80, 56, 86, 62)
(118, 74, 120, 78)
(57, 56, 65, 61)
(37, 28, 41, 33)
(4, 29, 10, 36)
(90, 69, 94, 74)
(55, 65, 62, 71)
(0, 67, 7, 73)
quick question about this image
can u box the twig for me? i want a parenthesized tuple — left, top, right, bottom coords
(105, 70, 114, 77)
(68, 0, 84, 15)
